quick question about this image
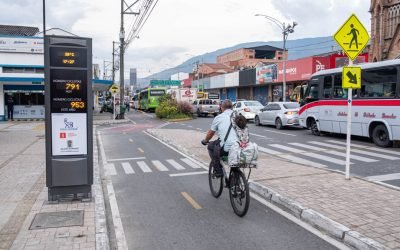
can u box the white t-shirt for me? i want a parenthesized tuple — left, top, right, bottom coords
(210, 109, 238, 151)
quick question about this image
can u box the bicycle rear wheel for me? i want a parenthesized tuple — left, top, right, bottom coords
(208, 163, 223, 198)
(229, 169, 250, 217)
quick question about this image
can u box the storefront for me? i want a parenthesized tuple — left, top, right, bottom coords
(3, 84, 45, 119)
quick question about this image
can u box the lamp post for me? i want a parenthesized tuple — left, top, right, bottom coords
(255, 14, 297, 102)
(119, 4, 125, 119)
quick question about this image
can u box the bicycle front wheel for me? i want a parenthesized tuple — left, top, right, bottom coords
(229, 169, 250, 217)
(208, 163, 223, 198)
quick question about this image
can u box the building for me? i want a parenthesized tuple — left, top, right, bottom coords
(0, 25, 112, 121)
(369, 0, 400, 61)
(130, 68, 137, 89)
(217, 45, 286, 70)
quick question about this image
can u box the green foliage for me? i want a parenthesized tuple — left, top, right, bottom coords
(156, 94, 192, 119)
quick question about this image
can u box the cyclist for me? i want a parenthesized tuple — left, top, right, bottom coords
(201, 100, 238, 177)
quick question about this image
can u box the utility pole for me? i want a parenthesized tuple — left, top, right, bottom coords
(119, 0, 125, 119)
(112, 42, 115, 84)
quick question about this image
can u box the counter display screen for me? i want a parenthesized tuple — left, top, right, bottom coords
(50, 69, 87, 113)
(50, 47, 87, 68)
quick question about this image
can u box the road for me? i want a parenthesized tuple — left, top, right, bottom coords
(98, 111, 344, 249)
(162, 114, 400, 188)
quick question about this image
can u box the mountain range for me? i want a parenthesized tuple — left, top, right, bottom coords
(138, 35, 338, 86)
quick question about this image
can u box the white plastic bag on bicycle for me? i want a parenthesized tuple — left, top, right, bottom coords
(228, 142, 258, 167)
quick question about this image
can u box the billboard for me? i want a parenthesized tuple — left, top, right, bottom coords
(256, 64, 278, 84)
(0, 36, 43, 54)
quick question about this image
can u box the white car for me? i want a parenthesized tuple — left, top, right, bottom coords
(233, 100, 264, 120)
(255, 102, 300, 129)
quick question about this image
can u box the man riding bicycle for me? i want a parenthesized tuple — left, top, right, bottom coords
(201, 100, 238, 177)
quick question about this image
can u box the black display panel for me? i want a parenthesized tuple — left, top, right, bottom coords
(50, 47, 87, 68)
(50, 69, 87, 113)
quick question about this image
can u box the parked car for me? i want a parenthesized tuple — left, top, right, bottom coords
(255, 102, 300, 129)
(192, 99, 220, 117)
(233, 100, 264, 120)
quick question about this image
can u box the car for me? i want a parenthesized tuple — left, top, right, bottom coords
(255, 102, 300, 129)
(233, 100, 264, 120)
(192, 99, 220, 117)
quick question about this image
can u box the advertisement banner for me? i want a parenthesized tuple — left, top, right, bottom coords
(13, 105, 45, 119)
(0, 36, 43, 54)
(256, 64, 278, 84)
(51, 113, 87, 156)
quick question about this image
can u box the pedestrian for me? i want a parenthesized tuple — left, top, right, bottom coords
(7, 95, 15, 121)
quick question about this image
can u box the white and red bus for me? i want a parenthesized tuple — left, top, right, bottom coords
(299, 59, 400, 147)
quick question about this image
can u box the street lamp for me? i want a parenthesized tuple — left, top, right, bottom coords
(255, 14, 297, 102)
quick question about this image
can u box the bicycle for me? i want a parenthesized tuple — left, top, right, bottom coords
(208, 155, 254, 217)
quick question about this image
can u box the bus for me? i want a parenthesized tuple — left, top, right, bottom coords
(139, 87, 166, 112)
(299, 59, 400, 147)
(132, 93, 139, 110)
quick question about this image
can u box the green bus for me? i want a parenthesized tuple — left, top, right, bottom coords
(139, 87, 166, 112)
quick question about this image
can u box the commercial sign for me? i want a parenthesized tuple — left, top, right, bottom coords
(0, 36, 43, 53)
(13, 105, 45, 119)
(51, 113, 87, 155)
(150, 79, 181, 87)
(256, 64, 278, 84)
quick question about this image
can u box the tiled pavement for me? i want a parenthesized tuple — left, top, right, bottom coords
(148, 128, 400, 250)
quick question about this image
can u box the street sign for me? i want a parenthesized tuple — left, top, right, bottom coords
(334, 14, 370, 61)
(342, 66, 361, 89)
(110, 84, 119, 94)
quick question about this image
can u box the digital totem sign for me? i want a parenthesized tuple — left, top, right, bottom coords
(45, 36, 93, 201)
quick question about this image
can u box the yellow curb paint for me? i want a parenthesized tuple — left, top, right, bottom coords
(138, 147, 144, 153)
(181, 192, 202, 210)
(33, 124, 45, 131)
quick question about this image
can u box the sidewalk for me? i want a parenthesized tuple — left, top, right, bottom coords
(0, 121, 107, 250)
(148, 128, 400, 250)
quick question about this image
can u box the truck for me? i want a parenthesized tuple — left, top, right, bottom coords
(168, 88, 197, 103)
(192, 99, 220, 117)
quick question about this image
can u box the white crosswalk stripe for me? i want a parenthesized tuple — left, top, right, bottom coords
(105, 163, 117, 176)
(152, 160, 169, 171)
(137, 161, 152, 173)
(351, 149, 400, 160)
(180, 158, 202, 169)
(326, 140, 400, 156)
(365, 173, 400, 182)
(258, 146, 327, 168)
(166, 159, 185, 170)
(289, 143, 378, 163)
(121, 162, 135, 174)
(269, 144, 305, 153)
(308, 141, 345, 150)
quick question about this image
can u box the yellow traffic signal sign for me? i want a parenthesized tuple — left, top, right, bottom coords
(342, 66, 361, 89)
(110, 84, 119, 94)
(334, 14, 370, 61)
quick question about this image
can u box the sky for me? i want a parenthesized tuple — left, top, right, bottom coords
(0, 0, 370, 79)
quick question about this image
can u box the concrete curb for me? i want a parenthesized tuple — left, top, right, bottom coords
(147, 130, 390, 250)
(93, 119, 131, 125)
(93, 128, 110, 249)
(249, 182, 389, 250)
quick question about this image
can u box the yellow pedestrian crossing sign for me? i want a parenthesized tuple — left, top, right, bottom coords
(342, 66, 361, 89)
(110, 84, 119, 94)
(334, 14, 370, 61)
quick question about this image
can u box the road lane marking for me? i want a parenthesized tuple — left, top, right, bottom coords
(152, 160, 169, 171)
(170, 171, 208, 177)
(258, 146, 327, 168)
(310, 141, 400, 160)
(264, 129, 296, 137)
(250, 133, 271, 139)
(137, 161, 152, 172)
(251, 193, 351, 250)
(105, 163, 117, 176)
(97, 130, 128, 249)
(143, 131, 208, 170)
(365, 173, 400, 182)
(108, 157, 146, 162)
(121, 162, 135, 174)
(289, 143, 378, 162)
(181, 192, 202, 210)
(129, 138, 133, 142)
(269, 144, 305, 153)
(138, 147, 144, 153)
(196, 128, 202, 131)
(181, 158, 202, 169)
(326, 140, 400, 156)
(167, 159, 185, 170)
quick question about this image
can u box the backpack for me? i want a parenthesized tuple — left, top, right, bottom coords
(228, 112, 258, 167)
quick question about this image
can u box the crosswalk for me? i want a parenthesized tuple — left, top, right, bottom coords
(104, 158, 205, 176)
(258, 139, 400, 183)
